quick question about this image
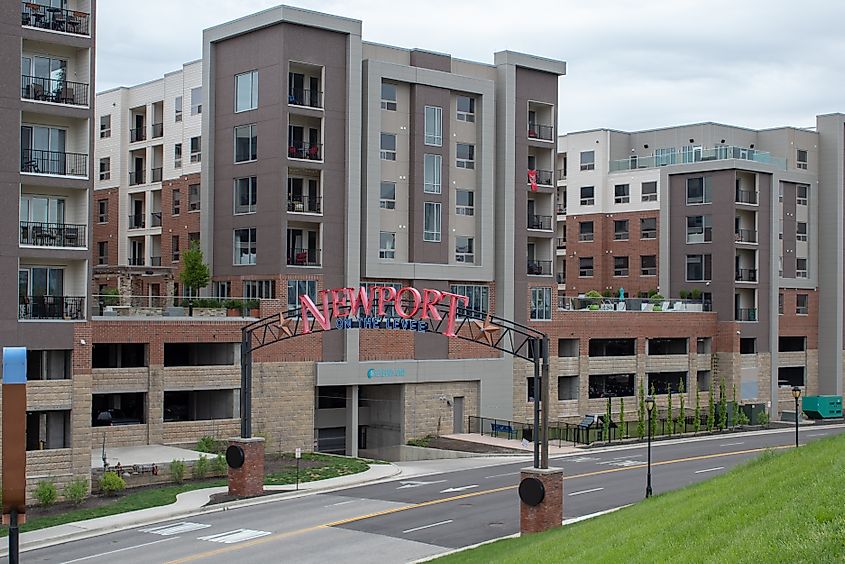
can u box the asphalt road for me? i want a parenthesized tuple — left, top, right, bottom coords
(13, 425, 843, 564)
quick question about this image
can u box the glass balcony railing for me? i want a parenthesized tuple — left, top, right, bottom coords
(735, 268, 757, 282)
(736, 308, 757, 321)
(735, 229, 757, 243)
(610, 145, 787, 172)
(128, 214, 145, 229)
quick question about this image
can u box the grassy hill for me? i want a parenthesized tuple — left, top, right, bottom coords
(437, 432, 845, 563)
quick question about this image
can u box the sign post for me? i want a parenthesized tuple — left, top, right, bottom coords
(3, 347, 27, 564)
(295, 448, 301, 491)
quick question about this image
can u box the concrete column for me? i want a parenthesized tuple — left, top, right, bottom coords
(345, 385, 359, 457)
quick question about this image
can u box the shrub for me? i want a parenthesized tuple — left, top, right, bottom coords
(170, 459, 186, 484)
(690, 288, 702, 300)
(694, 388, 701, 434)
(736, 405, 750, 426)
(63, 478, 88, 505)
(244, 299, 260, 310)
(193, 455, 209, 480)
(679, 289, 690, 300)
(224, 299, 244, 310)
(100, 472, 126, 496)
(637, 379, 645, 440)
(212, 454, 228, 475)
(650, 293, 665, 304)
(757, 410, 769, 427)
(196, 436, 220, 454)
(101, 287, 120, 306)
(34, 481, 57, 507)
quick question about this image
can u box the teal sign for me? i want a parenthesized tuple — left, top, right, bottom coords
(367, 367, 406, 379)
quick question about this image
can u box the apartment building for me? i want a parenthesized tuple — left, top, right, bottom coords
(0, 0, 96, 494)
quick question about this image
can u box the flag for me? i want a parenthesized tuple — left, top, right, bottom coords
(527, 169, 537, 191)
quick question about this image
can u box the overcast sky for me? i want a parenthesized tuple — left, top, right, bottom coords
(96, 0, 845, 133)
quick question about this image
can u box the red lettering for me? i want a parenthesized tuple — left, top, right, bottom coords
(440, 292, 469, 337)
(394, 287, 421, 319)
(331, 289, 349, 318)
(421, 289, 444, 321)
(299, 290, 331, 333)
(346, 287, 374, 317)
(376, 286, 397, 316)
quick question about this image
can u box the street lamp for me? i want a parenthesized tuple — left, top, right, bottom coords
(792, 386, 802, 448)
(645, 395, 655, 498)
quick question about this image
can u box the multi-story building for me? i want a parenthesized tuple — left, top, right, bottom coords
(1, 0, 96, 493)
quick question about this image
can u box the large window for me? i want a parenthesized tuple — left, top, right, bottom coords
(188, 184, 200, 211)
(580, 186, 594, 206)
(380, 182, 396, 209)
(613, 256, 629, 277)
(641, 255, 657, 276)
(190, 136, 201, 163)
(424, 106, 442, 146)
(456, 189, 474, 215)
(172, 188, 181, 215)
(578, 221, 594, 242)
(234, 177, 257, 214)
(796, 293, 808, 315)
(174, 143, 182, 168)
(640, 217, 657, 239)
(97, 199, 108, 222)
(687, 215, 712, 243)
(424, 202, 441, 242)
(455, 236, 474, 263)
(360, 282, 403, 317)
(243, 280, 275, 299)
(98, 157, 110, 181)
(456, 96, 475, 122)
(686, 254, 712, 281)
(579, 257, 594, 277)
(233, 228, 256, 265)
(190, 86, 202, 115)
(558, 376, 579, 400)
(174, 96, 182, 122)
(614, 184, 630, 204)
(686, 176, 712, 204)
(580, 150, 595, 171)
(796, 149, 808, 170)
(235, 70, 259, 112)
(614, 219, 629, 240)
(26, 350, 71, 380)
(379, 231, 395, 259)
(380, 133, 396, 161)
(380, 82, 397, 110)
(796, 222, 808, 242)
(588, 374, 634, 398)
(234, 124, 257, 162)
(451, 284, 489, 318)
(97, 241, 108, 265)
(796, 185, 808, 206)
(287, 280, 317, 309)
(99, 115, 111, 138)
(796, 258, 808, 278)
(424, 154, 442, 193)
(641, 181, 657, 202)
(530, 287, 552, 320)
(456, 143, 475, 169)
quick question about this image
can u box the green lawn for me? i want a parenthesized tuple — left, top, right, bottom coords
(264, 452, 376, 485)
(437, 433, 845, 563)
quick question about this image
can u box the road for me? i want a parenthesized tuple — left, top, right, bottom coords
(13, 426, 843, 564)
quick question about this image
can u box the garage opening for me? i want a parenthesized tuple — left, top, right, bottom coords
(778, 366, 805, 387)
(27, 350, 71, 380)
(778, 337, 806, 352)
(648, 371, 687, 394)
(589, 339, 635, 357)
(588, 373, 634, 398)
(163, 390, 236, 421)
(92, 392, 146, 425)
(26, 410, 70, 450)
(648, 338, 687, 355)
(164, 343, 235, 366)
(92, 343, 147, 368)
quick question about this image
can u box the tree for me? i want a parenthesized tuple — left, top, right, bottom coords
(619, 397, 626, 440)
(707, 378, 716, 432)
(694, 386, 701, 434)
(604, 396, 612, 442)
(179, 241, 210, 315)
(718, 377, 728, 430)
(637, 379, 646, 440)
(649, 383, 657, 438)
(732, 384, 738, 429)
(667, 386, 674, 435)
(678, 377, 686, 434)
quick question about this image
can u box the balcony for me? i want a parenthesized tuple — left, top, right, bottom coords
(527, 123, 554, 141)
(287, 196, 321, 214)
(129, 170, 145, 186)
(735, 229, 757, 243)
(736, 308, 757, 322)
(559, 296, 711, 313)
(130, 128, 146, 143)
(556, 237, 566, 249)
(556, 273, 566, 285)
(151, 123, 163, 138)
(287, 248, 321, 267)
(21, 149, 87, 177)
(20, 222, 86, 248)
(527, 260, 552, 276)
(151, 167, 163, 183)
(150, 212, 162, 227)
(529, 169, 554, 186)
(21, 3, 90, 36)
(556, 204, 566, 215)
(19, 295, 85, 320)
(21, 76, 88, 106)
(128, 256, 145, 266)
(288, 88, 323, 109)
(528, 214, 552, 230)
(556, 169, 566, 181)
(128, 214, 145, 229)
(736, 268, 757, 282)
(288, 142, 322, 161)
(609, 145, 787, 172)
(150, 256, 161, 267)
(735, 190, 758, 205)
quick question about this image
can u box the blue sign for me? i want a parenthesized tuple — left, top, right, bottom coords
(367, 367, 406, 379)
(336, 316, 428, 333)
(2, 347, 27, 384)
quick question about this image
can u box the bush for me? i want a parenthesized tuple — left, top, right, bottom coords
(244, 299, 260, 310)
(100, 472, 126, 496)
(170, 459, 186, 484)
(193, 298, 223, 308)
(193, 454, 209, 480)
(757, 410, 769, 427)
(196, 436, 221, 454)
(63, 478, 88, 505)
(224, 299, 244, 310)
(679, 289, 690, 300)
(735, 405, 750, 426)
(650, 293, 665, 304)
(690, 288, 702, 300)
(34, 481, 58, 507)
(101, 287, 120, 306)
(212, 454, 228, 475)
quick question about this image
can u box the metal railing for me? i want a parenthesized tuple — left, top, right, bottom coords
(736, 190, 758, 205)
(151, 123, 163, 138)
(735, 268, 757, 282)
(578, 232, 594, 242)
(21, 75, 88, 106)
(150, 256, 161, 266)
(287, 247, 321, 266)
(150, 212, 162, 227)
(556, 169, 566, 180)
(128, 256, 145, 266)
(130, 127, 146, 143)
(527, 260, 552, 276)
(21, 2, 90, 35)
(288, 142, 322, 160)
(19, 221, 86, 247)
(736, 308, 758, 321)
(556, 237, 566, 249)
(21, 148, 87, 177)
(559, 296, 711, 312)
(151, 167, 162, 183)
(287, 196, 322, 214)
(19, 295, 85, 320)
(128, 214, 145, 229)
(528, 214, 552, 230)
(735, 229, 757, 243)
(527, 123, 554, 141)
(530, 169, 553, 186)
(288, 88, 323, 109)
(129, 170, 145, 185)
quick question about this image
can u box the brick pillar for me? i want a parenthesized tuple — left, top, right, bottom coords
(519, 467, 564, 534)
(227, 437, 265, 498)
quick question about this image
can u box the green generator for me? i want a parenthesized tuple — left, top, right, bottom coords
(801, 395, 843, 419)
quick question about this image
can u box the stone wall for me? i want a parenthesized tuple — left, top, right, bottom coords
(403, 381, 479, 439)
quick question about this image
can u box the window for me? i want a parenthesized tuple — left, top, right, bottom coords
(579, 256, 594, 277)
(451, 284, 489, 318)
(97, 241, 108, 265)
(558, 376, 579, 400)
(189, 232, 200, 246)
(234, 124, 257, 162)
(174, 95, 182, 122)
(172, 188, 181, 215)
(423, 202, 441, 242)
(380, 82, 397, 111)
(778, 292, 784, 314)
(641, 181, 657, 202)
(380, 133, 396, 161)
(188, 184, 200, 211)
(97, 199, 108, 223)
(796, 149, 808, 170)
(530, 287, 552, 320)
(578, 221, 594, 242)
(778, 367, 805, 387)
(686, 254, 712, 281)
(456, 143, 475, 169)
(614, 219, 629, 240)
(580, 150, 595, 171)
(557, 339, 579, 357)
(640, 217, 657, 239)
(796, 294, 808, 315)
(686, 215, 712, 243)
(779, 336, 806, 352)
(796, 185, 808, 206)
(99, 115, 111, 138)
(614, 256, 629, 277)
(212, 281, 231, 299)
(424, 154, 441, 193)
(171, 235, 180, 262)
(456, 95, 475, 122)
(174, 143, 182, 168)
(588, 374, 634, 398)
(424, 106, 442, 146)
(796, 258, 808, 278)
(580, 186, 594, 206)
(686, 177, 712, 204)
(455, 236, 474, 263)
(190, 86, 202, 115)
(26, 350, 71, 381)
(641, 255, 657, 276)
(614, 184, 630, 204)
(190, 136, 201, 163)
(244, 280, 275, 299)
(379, 182, 396, 209)
(98, 157, 110, 181)
(456, 189, 474, 215)
(235, 70, 259, 112)
(233, 228, 256, 265)
(796, 222, 808, 242)
(379, 231, 395, 259)
(287, 280, 316, 309)
(234, 177, 257, 214)
(779, 220, 783, 240)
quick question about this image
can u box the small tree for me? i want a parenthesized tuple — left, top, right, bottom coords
(694, 386, 701, 434)
(667, 387, 674, 435)
(179, 242, 210, 316)
(649, 383, 657, 438)
(604, 396, 612, 441)
(731, 384, 738, 429)
(718, 377, 728, 430)
(619, 397, 626, 440)
(637, 379, 646, 440)
(678, 377, 686, 434)
(707, 378, 716, 432)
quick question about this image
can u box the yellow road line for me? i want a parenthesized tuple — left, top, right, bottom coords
(166, 444, 787, 563)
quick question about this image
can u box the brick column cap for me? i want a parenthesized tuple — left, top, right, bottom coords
(229, 437, 266, 444)
(521, 467, 564, 476)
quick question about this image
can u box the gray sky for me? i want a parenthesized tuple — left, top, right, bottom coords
(96, 0, 845, 133)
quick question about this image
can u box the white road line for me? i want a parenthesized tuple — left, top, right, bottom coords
(720, 442, 744, 446)
(199, 529, 271, 544)
(397, 480, 448, 489)
(403, 520, 454, 534)
(61, 538, 178, 563)
(568, 487, 604, 497)
(140, 522, 211, 536)
(694, 466, 726, 474)
(483, 471, 519, 479)
(440, 484, 478, 493)
(807, 433, 826, 437)
(325, 500, 356, 507)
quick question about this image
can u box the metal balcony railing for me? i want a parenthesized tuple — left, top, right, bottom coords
(736, 268, 757, 282)
(150, 256, 162, 267)
(150, 212, 162, 227)
(527, 123, 554, 141)
(528, 214, 552, 230)
(151, 123, 163, 138)
(21, 75, 88, 106)
(128, 256, 145, 266)
(556, 273, 566, 285)
(287, 196, 322, 214)
(287, 247, 321, 267)
(19, 221, 86, 247)
(21, 148, 87, 177)
(129, 170, 145, 186)
(556, 169, 566, 180)
(578, 232, 594, 242)
(151, 167, 162, 183)
(556, 205, 566, 215)
(736, 308, 757, 321)
(527, 260, 552, 276)
(21, 2, 90, 35)
(556, 237, 566, 249)
(529, 169, 554, 186)
(735, 190, 758, 205)
(19, 295, 85, 320)
(288, 88, 323, 109)
(735, 229, 757, 243)
(130, 127, 146, 143)
(288, 142, 322, 160)
(128, 214, 145, 229)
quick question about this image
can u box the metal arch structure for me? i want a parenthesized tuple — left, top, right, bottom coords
(240, 302, 552, 469)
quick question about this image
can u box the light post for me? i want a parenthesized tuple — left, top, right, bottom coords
(645, 395, 655, 498)
(792, 386, 801, 448)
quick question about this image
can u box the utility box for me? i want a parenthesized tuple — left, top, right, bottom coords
(802, 396, 843, 419)
(741, 403, 767, 425)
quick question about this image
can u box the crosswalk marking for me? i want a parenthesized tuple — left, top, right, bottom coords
(198, 529, 271, 544)
(140, 522, 211, 536)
